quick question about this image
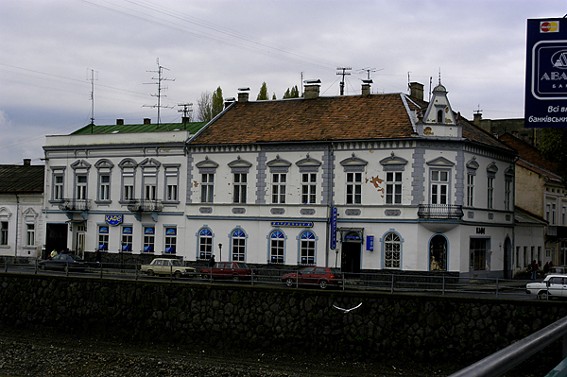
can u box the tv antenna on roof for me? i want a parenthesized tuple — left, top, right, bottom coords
(336, 67, 351, 95)
(143, 58, 175, 126)
(87, 68, 97, 127)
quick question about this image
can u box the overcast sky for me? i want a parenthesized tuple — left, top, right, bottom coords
(0, 0, 563, 165)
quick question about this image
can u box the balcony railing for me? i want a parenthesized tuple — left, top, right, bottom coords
(418, 204, 463, 220)
(127, 200, 163, 213)
(58, 199, 91, 212)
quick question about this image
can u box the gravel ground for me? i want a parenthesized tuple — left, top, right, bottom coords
(0, 328, 457, 377)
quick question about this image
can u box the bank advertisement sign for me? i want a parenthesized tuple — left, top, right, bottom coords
(526, 18, 567, 128)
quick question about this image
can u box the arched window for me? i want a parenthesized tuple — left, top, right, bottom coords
(300, 231, 316, 265)
(269, 230, 285, 264)
(231, 228, 246, 261)
(198, 228, 213, 260)
(384, 232, 401, 268)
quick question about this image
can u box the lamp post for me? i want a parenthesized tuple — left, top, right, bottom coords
(218, 243, 222, 262)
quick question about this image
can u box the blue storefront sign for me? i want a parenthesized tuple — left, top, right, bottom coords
(330, 207, 337, 250)
(105, 214, 123, 226)
(366, 235, 374, 252)
(525, 18, 567, 128)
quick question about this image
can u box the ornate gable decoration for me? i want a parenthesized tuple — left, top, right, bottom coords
(196, 156, 219, 173)
(296, 154, 322, 172)
(119, 158, 138, 169)
(228, 156, 252, 173)
(340, 154, 368, 172)
(423, 84, 456, 125)
(267, 155, 292, 173)
(487, 162, 499, 178)
(379, 152, 408, 171)
(71, 160, 91, 171)
(426, 156, 455, 167)
(139, 158, 161, 168)
(466, 157, 479, 170)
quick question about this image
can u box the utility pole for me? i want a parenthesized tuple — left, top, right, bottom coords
(144, 58, 175, 126)
(336, 67, 351, 95)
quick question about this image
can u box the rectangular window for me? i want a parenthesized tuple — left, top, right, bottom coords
(232, 237, 246, 261)
(346, 172, 362, 204)
(470, 238, 487, 271)
(466, 173, 474, 207)
(487, 177, 494, 209)
(26, 224, 35, 247)
(53, 173, 64, 200)
(164, 227, 177, 254)
(233, 173, 247, 204)
(199, 233, 212, 260)
(301, 173, 317, 204)
(300, 239, 315, 265)
(76, 174, 87, 200)
(546, 203, 551, 223)
(165, 167, 179, 202)
(98, 225, 109, 251)
(99, 174, 110, 201)
(562, 205, 567, 226)
(504, 176, 512, 211)
(0, 221, 8, 246)
(121, 226, 133, 252)
(385, 172, 402, 204)
(551, 203, 557, 225)
(0, 221, 7, 245)
(272, 173, 287, 204)
(431, 170, 448, 205)
(143, 227, 155, 253)
(122, 168, 135, 201)
(201, 173, 214, 203)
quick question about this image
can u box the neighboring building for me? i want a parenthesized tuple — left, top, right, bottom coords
(498, 133, 567, 268)
(42, 119, 205, 261)
(0, 159, 44, 258)
(472, 113, 538, 146)
(186, 81, 516, 278)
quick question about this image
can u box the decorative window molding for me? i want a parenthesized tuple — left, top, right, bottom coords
(426, 156, 455, 167)
(267, 155, 291, 173)
(340, 153, 368, 172)
(228, 156, 252, 174)
(296, 154, 322, 173)
(196, 156, 219, 174)
(487, 162, 498, 178)
(379, 152, 407, 172)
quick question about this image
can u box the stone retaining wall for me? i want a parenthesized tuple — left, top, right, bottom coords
(0, 273, 566, 363)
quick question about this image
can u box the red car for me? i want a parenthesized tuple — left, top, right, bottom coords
(281, 267, 343, 289)
(200, 262, 254, 281)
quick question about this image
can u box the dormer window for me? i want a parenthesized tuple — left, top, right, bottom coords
(437, 109, 443, 123)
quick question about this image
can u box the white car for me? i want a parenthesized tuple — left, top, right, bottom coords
(525, 274, 567, 299)
(140, 258, 196, 278)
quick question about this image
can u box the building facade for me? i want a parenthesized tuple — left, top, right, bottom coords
(42, 120, 204, 260)
(186, 82, 516, 277)
(0, 159, 44, 258)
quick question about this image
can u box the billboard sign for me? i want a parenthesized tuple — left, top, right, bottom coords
(525, 18, 567, 128)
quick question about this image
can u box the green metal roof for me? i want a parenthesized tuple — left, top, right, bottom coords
(71, 121, 207, 135)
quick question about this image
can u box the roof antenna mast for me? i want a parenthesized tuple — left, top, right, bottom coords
(336, 67, 352, 95)
(144, 58, 175, 126)
(87, 68, 97, 126)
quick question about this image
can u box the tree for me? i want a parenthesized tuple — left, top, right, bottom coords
(538, 128, 567, 182)
(257, 82, 269, 100)
(197, 91, 212, 122)
(283, 85, 299, 99)
(212, 86, 224, 119)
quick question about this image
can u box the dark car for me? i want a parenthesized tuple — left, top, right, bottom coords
(200, 262, 253, 281)
(38, 253, 88, 272)
(281, 267, 343, 289)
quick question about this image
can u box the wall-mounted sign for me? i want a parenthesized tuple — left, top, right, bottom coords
(366, 235, 374, 251)
(330, 207, 337, 250)
(270, 221, 314, 228)
(105, 214, 123, 226)
(525, 18, 567, 128)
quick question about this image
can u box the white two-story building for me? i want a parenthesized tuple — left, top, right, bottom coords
(186, 81, 516, 278)
(42, 119, 204, 261)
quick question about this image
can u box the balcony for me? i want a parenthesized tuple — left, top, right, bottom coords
(418, 204, 463, 220)
(127, 200, 163, 213)
(58, 199, 92, 212)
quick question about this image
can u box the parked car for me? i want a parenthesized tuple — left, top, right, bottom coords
(200, 262, 254, 281)
(140, 258, 196, 278)
(525, 274, 567, 300)
(281, 267, 343, 289)
(38, 253, 88, 272)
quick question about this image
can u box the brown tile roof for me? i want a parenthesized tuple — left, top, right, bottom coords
(193, 94, 416, 145)
(498, 133, 559, 173)
(0, 164, 44, 194)
(192, 93, 513, 155)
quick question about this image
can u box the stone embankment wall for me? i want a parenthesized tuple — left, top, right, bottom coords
(1, 274, 566, 363)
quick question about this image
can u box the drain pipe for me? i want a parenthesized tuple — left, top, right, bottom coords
(14, 194, 19, 258)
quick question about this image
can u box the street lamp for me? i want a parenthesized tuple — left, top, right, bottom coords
(218, 243, 222, 262)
